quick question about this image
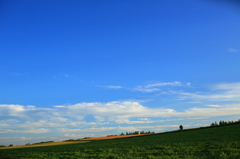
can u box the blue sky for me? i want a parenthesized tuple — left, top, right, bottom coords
(1, 0, 240, 146)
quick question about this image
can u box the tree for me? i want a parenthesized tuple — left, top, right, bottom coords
(179, 125, 183, 131)
(210, 123, 215, 127)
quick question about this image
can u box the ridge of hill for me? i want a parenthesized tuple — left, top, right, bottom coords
(0, 123, 240, 158)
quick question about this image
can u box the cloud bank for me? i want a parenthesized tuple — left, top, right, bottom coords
(1, 82, 240, 145)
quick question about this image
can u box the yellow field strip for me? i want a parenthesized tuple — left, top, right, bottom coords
(0, 141, 90, 149)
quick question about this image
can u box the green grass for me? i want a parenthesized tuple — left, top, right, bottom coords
(0, 124, 240, 159)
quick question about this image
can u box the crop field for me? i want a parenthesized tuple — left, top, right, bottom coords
(0, 141, 89, 150)
(0, 124, 240, 159)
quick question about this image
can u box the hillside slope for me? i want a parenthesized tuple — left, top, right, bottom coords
(0, 124, 240, 158)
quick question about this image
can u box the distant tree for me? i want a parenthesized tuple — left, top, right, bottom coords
(210, 123, 215, 127)
(120, 132, 124, 136)
(126, 132, 129, 135)
(9, 144, 13, 147)
(179, 125, 183, 131)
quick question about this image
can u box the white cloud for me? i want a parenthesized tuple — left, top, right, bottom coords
(138, 118, 150, 121)
(212, 82, 240, 90)
(179, 92, 239, 101)
(117, 125, 179, 132)
(178, 82, 240, 101)
(2, 100, 240, 131)
(54, 101, 240, 121)
(64, 133, 96, 138)
(100, 81, 185, 93)
(98, 85, 124, 89)
(23, 128, 48, 134)
(2, 81, 240, 140)
(228, 48, 239, 52)
(95, 116, 105, 121)
(132, 81, 183, 93)
(2, 82, 240, 146)
(207, 105, 222, 108)
(106, 85, 123, 89)
(133, 86, 160, 92)
(145, 81, 182, 88)
(0, 128, 49, 134)
(175, 104, 240, 117)
(60, 127, 117, 133)
(115, 118, 155, 124)
(0, 104, 25, 116)
(19, 137, 32, 140)
(55, 106, 66, 108)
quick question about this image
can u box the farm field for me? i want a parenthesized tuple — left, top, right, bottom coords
(0, 124, 240, 159)
(0, 141, 89, 150)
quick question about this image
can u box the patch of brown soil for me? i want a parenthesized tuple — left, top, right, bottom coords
(80, 134, 148, 141)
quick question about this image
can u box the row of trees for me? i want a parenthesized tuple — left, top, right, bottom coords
(210, 119, 240, 127)
(122, 131, 155, 135)
(107, 131, 155, 136)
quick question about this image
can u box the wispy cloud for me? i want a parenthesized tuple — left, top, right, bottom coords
(145, 81, 182, 88)
(2, 100, 240, 132)
(97, 85, 124, 89)
(0, 128, 49, 134)
(117, 125, 179, 132)
(1, 82, 240, 146)
(212, 82, 240, 90)
(60, 127, 117, 133)
(228, 48, 239, 52)
(99, 81, 187, 93)
(114, 118, 155, 124)
(133, 86, 160, 92)
(105, 85, 123, 89)
(207, 105, 222, 108)
(178, 82, 240, 101)
(1, 101, 240, 145)
(132, 81, 183, 93)
(64, 133, 96, 138)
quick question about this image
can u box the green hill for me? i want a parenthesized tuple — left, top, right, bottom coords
(1, 124, 240, 159)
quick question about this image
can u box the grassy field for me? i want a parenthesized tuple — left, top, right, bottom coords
(0, 124, 240, 159)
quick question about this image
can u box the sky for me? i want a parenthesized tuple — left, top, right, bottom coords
(0, 0, 240, 146)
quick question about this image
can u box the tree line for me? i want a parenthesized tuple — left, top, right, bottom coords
(107, 131, 155, 137)
(210, 119, 240, 127)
